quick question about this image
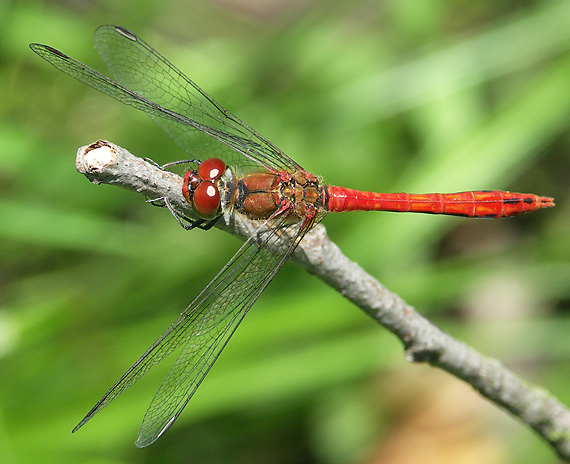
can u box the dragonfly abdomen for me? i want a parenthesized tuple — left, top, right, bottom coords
(325, 187, 554, 218)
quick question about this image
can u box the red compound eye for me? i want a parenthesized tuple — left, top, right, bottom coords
(192, 181, 221, 219)
(198, 158, 226, 181)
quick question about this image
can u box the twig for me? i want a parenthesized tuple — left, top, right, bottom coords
(77, 139, 570, 460)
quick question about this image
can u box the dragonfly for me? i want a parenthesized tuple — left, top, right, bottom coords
(30, 25, 554, 447)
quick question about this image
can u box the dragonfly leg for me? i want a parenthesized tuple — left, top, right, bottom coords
(145, 157, 201, 171)
(146, 197, 218, 230)
(197, 217, 219, 231)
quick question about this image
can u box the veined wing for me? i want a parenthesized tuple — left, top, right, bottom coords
(94, 25, 301, 174)
(30, 26, 302, 174)
(72, 211, 320, 447)
(29, 41, 223, 160)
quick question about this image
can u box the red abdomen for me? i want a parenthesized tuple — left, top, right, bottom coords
(326, 187, 554, 218)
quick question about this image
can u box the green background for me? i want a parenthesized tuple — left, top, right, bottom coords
(1, 0, 569, 463)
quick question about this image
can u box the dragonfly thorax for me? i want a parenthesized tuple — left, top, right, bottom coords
(225, 169, 325, 221)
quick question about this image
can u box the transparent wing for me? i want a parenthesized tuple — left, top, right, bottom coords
(72, 211, 320, 447)
(30, 26, 302, 174)
(95, 25, 301, 173)
(30, 43, 189, 132)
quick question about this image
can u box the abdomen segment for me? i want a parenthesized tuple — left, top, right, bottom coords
(325, 187, 555, 218)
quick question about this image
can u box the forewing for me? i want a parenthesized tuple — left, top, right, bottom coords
(30, 28, 300, 173)
(91, 25, 301, 173)
(94, 26, 300, 173)
(30, 43, 193, 130)
(72, 212, 319, 447)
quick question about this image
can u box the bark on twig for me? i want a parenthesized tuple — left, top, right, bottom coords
(77, 140, 570, 460)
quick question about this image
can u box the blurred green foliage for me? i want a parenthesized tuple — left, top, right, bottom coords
(1, 0, 569, 463)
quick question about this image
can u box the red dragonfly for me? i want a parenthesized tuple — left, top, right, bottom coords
(30, 26, 554, 447)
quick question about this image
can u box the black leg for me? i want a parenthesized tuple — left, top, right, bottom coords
(145, 157, 201, 170)
(147, 196, 219, 231)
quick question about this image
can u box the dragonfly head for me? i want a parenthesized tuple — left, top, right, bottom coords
(182, 158, 227, 219)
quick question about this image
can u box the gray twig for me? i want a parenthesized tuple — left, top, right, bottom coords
(77, 139, 570, 460)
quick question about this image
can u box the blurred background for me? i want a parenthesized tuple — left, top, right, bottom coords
(1, 0, 569, 463)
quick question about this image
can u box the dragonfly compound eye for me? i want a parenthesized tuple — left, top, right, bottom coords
(198, 158, 226, 181)
(192, 181, 221, 219)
